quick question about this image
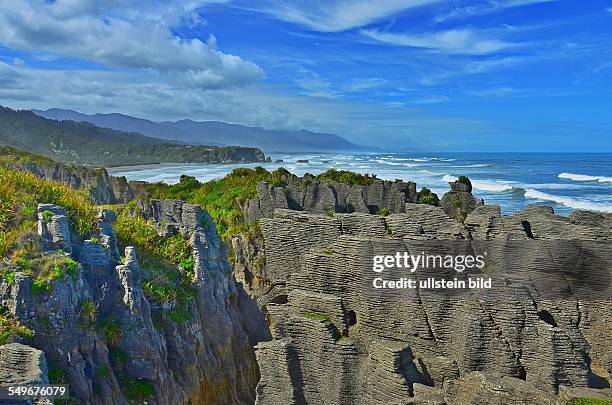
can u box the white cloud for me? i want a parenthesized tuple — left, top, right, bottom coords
(344, 77, 387, 92)
(244, 0, 440, 32)
(361, 28, 515, 55)
(295, 69, 339, 98)
(469, 87, 519, 97)
(435, 0, 557, 23)
(411, 95, 449, 104)
(0, 0, 262, 89)
(0, 61, 488, 149)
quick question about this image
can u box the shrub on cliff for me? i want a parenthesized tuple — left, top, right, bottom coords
(417, 187, 440, 206)
(0, 167, 97, 257)
(316, 169, 376, 185)
(146, 166, 376, 241)
(0, 304, 33, 345)
(147, 166, 289, 240)
(113, 208, 196, 309)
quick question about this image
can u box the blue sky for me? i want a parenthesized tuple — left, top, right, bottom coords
(0, 0, 611, 151)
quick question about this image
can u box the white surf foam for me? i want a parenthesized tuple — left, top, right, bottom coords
(473, 180, 516, 192)
(559, 173, 612, 183)
(441, 175, 516, 192)
(524, 189, 612, 213)
(446, 164, 495, 168)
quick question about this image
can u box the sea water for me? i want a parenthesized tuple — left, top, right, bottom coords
(108, 152, 612, 216)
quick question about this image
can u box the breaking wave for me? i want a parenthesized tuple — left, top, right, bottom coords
(524, 189, 612, 213)
(559, 173, 612, 183)
(442, 175, 519, 193)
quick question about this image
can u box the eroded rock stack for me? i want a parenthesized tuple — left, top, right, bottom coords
(0, 201, 269, 404)
(243, 179, 417, 221)
(440, 177, 484, 222)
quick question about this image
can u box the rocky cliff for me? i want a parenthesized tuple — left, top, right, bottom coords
(1, 159, 610, 404)
(0, 200, 269, 404)
(242, 178, 417, 221)
(234, 175, 419, 300)
(251, 201, 612, 404)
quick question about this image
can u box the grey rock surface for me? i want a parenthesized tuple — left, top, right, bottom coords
(37, 204, 72, 253)
(440, 178, 484, 222)
(0, 200, 270, 404)
(0, 343, 50, 405)
(244, 179, 417, 221)
(253, 205, 612, 404)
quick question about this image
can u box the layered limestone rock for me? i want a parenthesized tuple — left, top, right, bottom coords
(17, 162, 136, 205)
(440, 177, 484, 222)
(0, 201, 269, 404)
(0, 343, 49, 385)
(244, 179, 417, 221)
(254, 204, 612, 404)
(37, 204, 73, 253)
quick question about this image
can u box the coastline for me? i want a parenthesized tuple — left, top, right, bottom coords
(106, 152, 612, 216)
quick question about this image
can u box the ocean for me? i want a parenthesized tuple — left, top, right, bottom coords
(108, 152, 612, 216)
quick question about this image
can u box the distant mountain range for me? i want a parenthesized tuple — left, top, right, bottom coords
(32, 108, 377, 153)
(0, 106, 265, 166)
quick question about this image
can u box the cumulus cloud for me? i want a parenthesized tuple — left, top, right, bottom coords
(361, 28, 515, 55)
(0, 0, 263, 89)
(0, 61, 488, 149)
(243, 0, 440, 32)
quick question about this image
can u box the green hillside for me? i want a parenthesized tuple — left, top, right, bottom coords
(0, 106, 265, 167)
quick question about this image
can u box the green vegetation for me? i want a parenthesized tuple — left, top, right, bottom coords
(303, 312, 344, 340)
(3, 249, 82, 295)
(0, 166, 97, 258)
(109, 347, 128, 369)
(0, 305, 33, 345)
(417, 187, 439, 206)
(96, 366, 111, 379)
(42, 210, 54, 224)
(113, 209, 196, 312)
(166, 308, 192, 323)
(566, 399, 612, 405)
(48, 366, 68, 384)
(376, 208, 390, 216)
(0, 164, 197, 323)
(0, 106, 264, 167)
(0, 145, 56, 167)
(79, 299, 97, 324)
(3, 271, 15, 285)
(458, 175, 470, 183)
(419, 196, 437, 205)
(98, 318, 123, 346)
(315, 169, 376, 185)
(117, 373, 156, 402)
(146, 167, 376, 241)
(303, 312, 332, 322)
(147, 167, 286, 239)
